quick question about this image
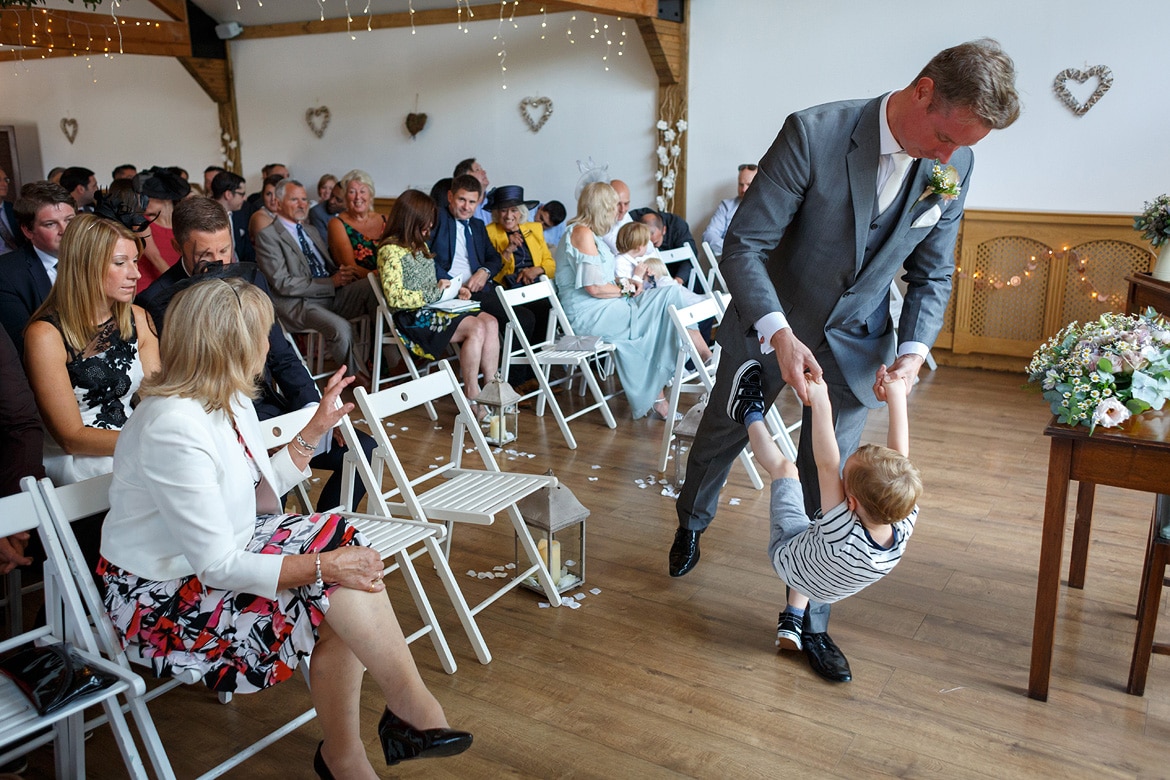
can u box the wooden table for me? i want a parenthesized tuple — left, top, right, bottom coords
(1029, 409, 1170, 700)
(1126, 272, 1170, 317)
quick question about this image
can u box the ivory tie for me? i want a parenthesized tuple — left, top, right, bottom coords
(876, 151, 912, 215)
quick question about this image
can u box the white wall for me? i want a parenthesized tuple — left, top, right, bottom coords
(230, 11, 658, 207)
(0, 52, 220, 185)
(686, 0, 1170, 233)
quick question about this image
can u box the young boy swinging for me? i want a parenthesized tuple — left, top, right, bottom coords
(725, 359, 921, 652)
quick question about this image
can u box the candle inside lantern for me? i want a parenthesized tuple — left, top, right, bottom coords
(537, 537, 561, 578)
(489, 414, 501, 441)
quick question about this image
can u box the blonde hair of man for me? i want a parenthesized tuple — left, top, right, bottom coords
(140, 277, 273, 415)
(569, 181, 618, 237)
(30, 213, 137, 354)
(843, 443, 923, 525)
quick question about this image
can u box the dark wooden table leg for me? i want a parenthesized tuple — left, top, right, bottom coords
(1030, 437, 1072, 701)
(1068, 482, 1096, 589)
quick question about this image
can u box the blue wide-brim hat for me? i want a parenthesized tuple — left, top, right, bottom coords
(488, 184, 539, 211)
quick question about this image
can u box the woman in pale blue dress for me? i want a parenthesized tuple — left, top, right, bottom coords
(554, 182, 687, 420)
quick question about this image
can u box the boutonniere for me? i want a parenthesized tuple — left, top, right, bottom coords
(917, 162, 961, 203)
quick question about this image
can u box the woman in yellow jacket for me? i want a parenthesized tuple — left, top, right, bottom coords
(485, 185, 555, 341)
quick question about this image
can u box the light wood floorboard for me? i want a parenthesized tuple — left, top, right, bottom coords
(24, 366, 1170, 778)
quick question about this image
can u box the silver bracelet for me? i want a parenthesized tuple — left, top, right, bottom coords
(314, 553, 324, 588)
(295, 432, 320, 453)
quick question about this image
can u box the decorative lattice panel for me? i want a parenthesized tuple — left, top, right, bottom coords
(1059, 239, 1154, 327)
(969, 236, 1053, 341)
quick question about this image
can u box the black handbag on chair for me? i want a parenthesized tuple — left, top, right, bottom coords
(0, 642, 116, 716)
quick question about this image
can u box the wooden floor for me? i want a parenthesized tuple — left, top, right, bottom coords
(26, 366, 1170, 778)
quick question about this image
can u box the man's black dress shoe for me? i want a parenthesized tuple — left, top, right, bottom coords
(378, 708, 473, 765)
(669, 527, 703, 577)
(801, 631, 852, 682)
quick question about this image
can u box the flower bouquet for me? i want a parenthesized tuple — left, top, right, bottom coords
(1134, 194, 1170, 248)
(1026, 309, 1170, 432)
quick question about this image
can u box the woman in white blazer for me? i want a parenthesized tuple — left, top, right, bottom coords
(98, 277, 471, 778)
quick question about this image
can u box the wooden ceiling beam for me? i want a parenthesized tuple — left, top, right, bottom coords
(0, 8, 191, 57)
(239, 0, 655, 40)
(144, 0, 187, 23)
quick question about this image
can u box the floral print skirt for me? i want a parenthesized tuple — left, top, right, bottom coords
(393, 308, 476, 361)
(98, 512, 367, 694)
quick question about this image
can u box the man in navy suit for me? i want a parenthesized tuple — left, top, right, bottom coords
(669, 39, 1019, 682)
(140, 196, 375, 511)
(0, 181, 76, 354)
(0, 167, 25, 254)
(430, 174, 536, 352)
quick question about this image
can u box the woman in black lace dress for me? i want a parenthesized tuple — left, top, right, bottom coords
(24, 213, 160, 485)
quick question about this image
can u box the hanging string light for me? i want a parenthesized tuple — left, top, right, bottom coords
(408, 0, 417, 34)
(539, 5, 547, 40)
(566, 14, 575, 44)
(617, 16, 626, 58)
(493, 0, 508, 90)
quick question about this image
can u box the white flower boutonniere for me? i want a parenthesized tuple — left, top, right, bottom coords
(918, 163, 961, 203)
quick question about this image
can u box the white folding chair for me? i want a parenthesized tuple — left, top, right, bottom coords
(368, 273, 464, 419)
(701, 240, 731, 298)
(0, 478, 151, 779)
(658, 245, 714, 296)
(38, 474, 322, 780)
(354, 362, 563, 658)
(496, 279, 618, 450)
(888, 281, 938, 371)
(257, 405, 458, 673)
(283, 314, 371, 383)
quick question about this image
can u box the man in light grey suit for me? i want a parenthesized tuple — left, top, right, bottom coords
(670, 39, 1019, 682)
(254, 178, 376, 380)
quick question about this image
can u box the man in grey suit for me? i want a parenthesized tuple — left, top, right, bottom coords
(669, 39, 1019, 682)
(254, 178, 376, 380)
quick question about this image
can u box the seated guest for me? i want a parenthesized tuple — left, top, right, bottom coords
(632, 208, 698, 286)
(0, 167, 23, 254)
(248, 173, 284, 244)
(61, 166, 99, 212)
(534, 200, 567, 253)
(485, 185, 555, 288)
(429, 177, 453, 208)
(210, 170, 254, 262)
(453, 158, 492, 223)
(0, 181, 75, 354)
(428, 174, 534, 342)
(203, 165, 227, 194)
(24, 214, 160, 485)
(598, 179, 633, 257)
(139, 196, 376, 512)
(314, 173, 338, 206)
(378, 190, 499, 419)
(702, 163, 757, 256)
(136, 167, 191, 292)
(328, 169, 386, 279)
(98, 279, 472, 776)
(111, 164, 138, 182)
(255, 178, 377, 382)
(310, 176, 345, 239)
(555, 182, 691, 420)
(245, 163, 290, 212)
(0, 326, 44, 574)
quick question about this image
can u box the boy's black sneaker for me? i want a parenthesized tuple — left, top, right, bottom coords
(727, 360, 765, 424)
(776, 610, 804, 651)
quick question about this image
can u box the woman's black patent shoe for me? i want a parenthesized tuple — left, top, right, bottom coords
(313, 741, 334, 779)
(378, 708, 473, 765)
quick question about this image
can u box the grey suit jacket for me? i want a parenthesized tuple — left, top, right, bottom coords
(722, 96, 971, 407)
(254, 219, 337, 327)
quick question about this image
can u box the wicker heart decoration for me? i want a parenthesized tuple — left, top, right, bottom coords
(60, 118, 79, 144)
(405, 112, 427, 138)
(519, 97, 553, 133)
(1053, 66, 1113, 116)
(305, 106, 331, 139)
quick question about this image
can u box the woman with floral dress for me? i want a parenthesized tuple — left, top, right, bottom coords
(98, 278, 472, 777)
(328, 169, 387, 279)
(377, 189, 499, 417)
